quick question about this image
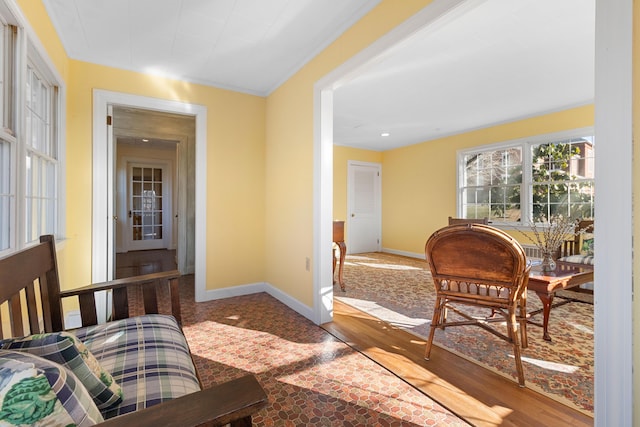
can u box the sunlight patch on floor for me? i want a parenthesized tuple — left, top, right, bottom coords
(337, 297, 430, 328)
(518, 355, 580, 373)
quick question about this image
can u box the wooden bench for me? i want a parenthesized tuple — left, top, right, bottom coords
(0, 235, 268, 427)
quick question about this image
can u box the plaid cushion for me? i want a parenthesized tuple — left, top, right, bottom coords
(0, 350, 104, 426)
(559, 254, 594, 265)
(0, 331, 123, 409)
(73, 315, 201, 420)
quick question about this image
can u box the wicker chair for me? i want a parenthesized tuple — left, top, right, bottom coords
(424, 224, 531, 386)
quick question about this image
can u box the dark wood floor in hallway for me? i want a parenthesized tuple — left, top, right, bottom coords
(323, 299, 593, 427)
(116, 249, 177, 279)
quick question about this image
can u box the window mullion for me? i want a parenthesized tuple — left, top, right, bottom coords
(13, 23, 26, 249)
(521, 141, 532, 225)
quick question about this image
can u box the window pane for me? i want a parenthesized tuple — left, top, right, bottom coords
(0, 139, 10, 250)
(530, 137, 594, 222)
(461, 147, 522, 222)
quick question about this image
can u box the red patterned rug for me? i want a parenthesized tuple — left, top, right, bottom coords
(334, 252, 594, 415)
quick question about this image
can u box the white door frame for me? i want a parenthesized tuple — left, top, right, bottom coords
(92, 90, 208, 301)
(314, 0, 632, 424)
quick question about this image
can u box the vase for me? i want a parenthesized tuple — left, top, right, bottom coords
(540, 251, 557, 272)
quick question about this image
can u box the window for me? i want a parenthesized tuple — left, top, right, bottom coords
(0, 5, 63, 255)
(458, 129, 594, 225)
(24, 64, 58, 245)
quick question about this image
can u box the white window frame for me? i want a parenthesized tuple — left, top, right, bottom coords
(457, 126, 594, 229)
(0, 0, 65, 257)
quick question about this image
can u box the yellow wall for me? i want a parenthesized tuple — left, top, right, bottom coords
(65, 61, 267, 291)
(17, 0, 68, 81)
(264, 0, 433, 307)
(382, 105, 594, 255)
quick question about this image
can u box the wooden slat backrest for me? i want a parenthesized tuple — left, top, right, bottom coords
(560, 219, 594, 258)
(0, 235, 63, 337)
(1, 234, 182, 334)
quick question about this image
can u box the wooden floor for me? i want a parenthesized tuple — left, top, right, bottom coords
(115, 249, 177, 279)
(323, 299, 593, 427)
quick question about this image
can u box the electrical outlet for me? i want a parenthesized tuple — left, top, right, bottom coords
(305, 257, 310, 271)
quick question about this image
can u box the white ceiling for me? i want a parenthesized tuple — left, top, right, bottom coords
(42, 0, 594, 151)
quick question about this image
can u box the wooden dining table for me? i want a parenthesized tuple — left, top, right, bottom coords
(527, 261, 594, 341)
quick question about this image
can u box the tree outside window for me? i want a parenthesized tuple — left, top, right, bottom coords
(459, 133, 594, 225)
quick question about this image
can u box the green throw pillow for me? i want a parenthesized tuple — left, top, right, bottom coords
(0, 350, 104, 426)
(0, 331, 123, 409)
(581, 236, 594, 256)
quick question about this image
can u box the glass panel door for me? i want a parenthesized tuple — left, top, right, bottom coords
(129, 163, 166, 250)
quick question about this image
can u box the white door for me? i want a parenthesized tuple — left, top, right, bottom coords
(347, 161, 381, 254)
(127, 162, 171, 251)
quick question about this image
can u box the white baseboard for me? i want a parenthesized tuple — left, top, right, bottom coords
(264, 285, 314, 321)
(197, 281, 267, 301)
(65, 283, 315, 327)
(196, 282, 314, 322)
(382, 248, 424, 259)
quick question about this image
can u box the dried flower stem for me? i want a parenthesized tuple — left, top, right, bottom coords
(518, 215, 581, 257)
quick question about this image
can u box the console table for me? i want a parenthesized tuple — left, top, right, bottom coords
(333, 220, 346, 291)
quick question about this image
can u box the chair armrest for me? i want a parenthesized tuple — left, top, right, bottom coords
(60, 270, 182, 327)
(95, 374, 268, 427)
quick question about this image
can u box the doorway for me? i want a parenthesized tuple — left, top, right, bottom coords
(92, 90, 208, 303)
(347, 161, 381, 254)
(111, 106, 193, 280)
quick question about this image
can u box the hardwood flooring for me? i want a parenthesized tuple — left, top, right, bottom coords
(323, 299, 593, 427)
(116, 249, 176, 279)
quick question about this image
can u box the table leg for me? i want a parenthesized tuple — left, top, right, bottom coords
(535, 291, 554, 341)
(336, 242, 346, 291)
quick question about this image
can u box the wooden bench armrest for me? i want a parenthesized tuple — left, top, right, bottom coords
(60, 270, 183, 327)
(95, 374, 268, 427)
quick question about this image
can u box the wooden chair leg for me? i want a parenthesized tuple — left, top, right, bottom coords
(425, 296, 444, 360)
(508, 312, 525, 387)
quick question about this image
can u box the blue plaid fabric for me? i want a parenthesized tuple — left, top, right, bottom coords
(73, 315, 201, 420)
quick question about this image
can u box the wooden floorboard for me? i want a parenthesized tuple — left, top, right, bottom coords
(322, 299, 593, 427)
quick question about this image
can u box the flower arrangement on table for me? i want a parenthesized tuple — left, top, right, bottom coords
(519, 215, 582, 271)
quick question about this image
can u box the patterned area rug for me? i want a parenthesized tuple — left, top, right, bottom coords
(334, 252, 594, 415)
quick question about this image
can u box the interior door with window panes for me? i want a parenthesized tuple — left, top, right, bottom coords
(128, 163, 167, 250)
